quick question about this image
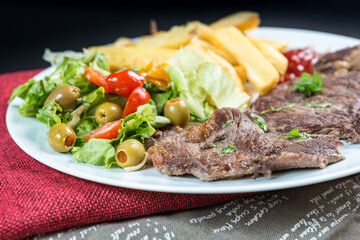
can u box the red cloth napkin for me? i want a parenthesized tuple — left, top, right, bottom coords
(0, 70, 255, 240)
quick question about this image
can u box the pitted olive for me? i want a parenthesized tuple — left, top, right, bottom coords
(164, 98, 190, 127)
(115, 139, 146, 168)
(48, 123, 76, 152)
(44, 85, 81, 110)
(95, 102, 123, 125)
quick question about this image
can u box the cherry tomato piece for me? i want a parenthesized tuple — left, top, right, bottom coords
(84, 120, 122, 141)
(122, 87, 151, 119)
(84, 67, 107, 90)
(105, 69, 146, 98)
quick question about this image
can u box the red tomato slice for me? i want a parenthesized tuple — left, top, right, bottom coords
(84, 67, 107, 90)
(122, 87, 151, 119)
(84, 120, 122, 141)
(105, 69, 145, 98)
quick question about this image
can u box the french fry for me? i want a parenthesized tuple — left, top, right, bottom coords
(195, 23, 214, 43)
(128, 22, 199, 49)
(88, 46, 177, 72)
(112, 37, 132, 47)
(186, 38, 244, 91)
(249, 37, 289, 75)
(250, 37, 288, 52)
(190, 36, 237, 65)
(234, 65, 247, 85)
(188, 37, 237, 65)
(212, 26, 279, 94)
(210, 11, 260, 31)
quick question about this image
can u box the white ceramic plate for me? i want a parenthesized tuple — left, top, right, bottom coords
(6, 27, 360, 194)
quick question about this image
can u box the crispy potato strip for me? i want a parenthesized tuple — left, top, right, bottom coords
(212, 26, 279, 94)
(88, 46, 177, 72)
(210, 11, 260, 31)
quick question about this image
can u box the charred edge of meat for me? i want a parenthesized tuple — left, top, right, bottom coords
(314, 45, 360, 74)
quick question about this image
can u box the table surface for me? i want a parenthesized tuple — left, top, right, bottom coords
(3, 1, 360, 239)
(33, 173, 360, 240)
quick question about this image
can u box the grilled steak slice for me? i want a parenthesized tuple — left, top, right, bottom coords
(147, 108, 344, 181)
(250, 46, 360, 143)
(314, 45, 360, 74)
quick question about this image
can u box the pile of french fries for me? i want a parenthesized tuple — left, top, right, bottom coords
(88, 11, 289, 102)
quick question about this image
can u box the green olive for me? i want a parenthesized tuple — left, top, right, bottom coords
(164, 98, 190, 127)
(48, 123, 76, 152)
(115, 139, 145, 168)
(44, 85, 81, 110)
(95, 102, 123, 125)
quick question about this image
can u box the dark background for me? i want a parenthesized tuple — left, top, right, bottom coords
(1, 0, 360, 74)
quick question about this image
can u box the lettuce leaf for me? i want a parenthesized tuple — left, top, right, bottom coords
(166, 64, 207, 119)
(17, 80, 47, 117)
(8, 78, 35, 103)
(197, 62, 249, 111)
(9, 51, 110, 117)
(36, 100, 63, 127)
(144, 82, 179, 115)
(86, 51, 111, 75)
(167, 46, 202, 73)
(116, 101, 170, 146)
(165, 47, 250, 120)
(77, 86, 106, 108)
(42, 48, 84, 67)
(74, 116, 98, 147)
(72, 138, 116, 168)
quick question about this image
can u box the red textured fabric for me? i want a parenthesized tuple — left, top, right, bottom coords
(0, 70, 256, 240)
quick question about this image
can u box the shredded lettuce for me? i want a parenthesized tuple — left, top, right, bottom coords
(166, 64, 207, 119)
(17, 80, 47, 117)
(8, 78, 35, 103)
(42, 48, 84, 67)
(165, 47, 250, 120)
(71, 101, 170, 168)
(77, 87, 106, 108)
(72, 138, 116, 168)
(197, 62, 249, 111)
(116, 101, 170, 145)
(9, 51, 110, 117)
(144, 82, 179, 115)
(74, 116, 98, 147)
(35, 85, 128, 149)
(36, 100, 63, 127)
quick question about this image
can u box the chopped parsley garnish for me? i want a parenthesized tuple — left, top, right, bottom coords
(292, 72, 326, 97)
(261, 103, 296, 114)
(250, 113, 268, 132)
(221, 144, 236, 154)
(304, 102, 332, 108)
(213, 142, 219, 147)
(252, 157, 262, 163)
(222, 120, 234, 128)
(282, 128, 311, 140)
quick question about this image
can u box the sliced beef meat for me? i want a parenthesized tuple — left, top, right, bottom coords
(314, 45, 360, 74)
(250, 46, 360, 143)
(147, 108, 344, 181)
